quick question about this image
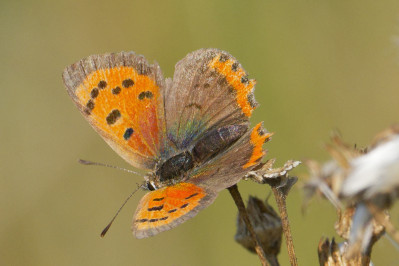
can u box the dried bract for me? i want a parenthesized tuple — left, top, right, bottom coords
(245, 159, 300, 190)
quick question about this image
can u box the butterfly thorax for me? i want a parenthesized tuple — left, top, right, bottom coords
(144, 152, 194, 190)
(144, 124, 248, 191)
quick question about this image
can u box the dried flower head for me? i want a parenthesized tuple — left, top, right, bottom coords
(341, 135, 399, 201)
(305, 125, 399, 260)
(235, 196, 282, 265)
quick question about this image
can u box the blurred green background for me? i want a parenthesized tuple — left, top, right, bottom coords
(2, 0, 399, 265)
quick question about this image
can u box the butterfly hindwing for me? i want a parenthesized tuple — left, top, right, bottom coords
(63, 52, 166, 169)
(165, 48, 258, 151)
(132, 183, 217, 239)
(189, 123, 272, 192)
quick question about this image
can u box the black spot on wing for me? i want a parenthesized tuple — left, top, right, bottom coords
(185, 103, 202, 110)
(257, 125, 266, 136)
(98, 80, 107, 89)
(122, 79, 134, 88)
(247, 93, 258, 108)
(85, 99, 95, 114)
(168, 209, 177, 213)
(153, 197, 164, 201)
(180, 203, 189, 209)
(90, 88, 99, 98)
(106, 109, 121, 125)
(112, 86, 121, 95)
(86, 99, 95, 111)
(231, 62, 239, 72)
(185, 193, 199, 200)
(148, 205, 164, 211)
(241, 76, 249, 85)
(135, 217, 168, 223)
(123, 128, 134, 140)
(219, 54, 229, 62)
(138, 91, 153, 100)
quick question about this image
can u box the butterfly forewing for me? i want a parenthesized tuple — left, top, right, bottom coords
(165, 49, 258, 151)
(63, 52, 167, 169)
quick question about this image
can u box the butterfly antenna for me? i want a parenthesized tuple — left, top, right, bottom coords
(100, 184, 143, 237)
(78, 159, 143, 176)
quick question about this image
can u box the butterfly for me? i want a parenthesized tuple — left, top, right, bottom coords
(63, 48, 272, 238)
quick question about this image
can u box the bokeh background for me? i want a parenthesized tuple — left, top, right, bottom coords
(2, 0, 399, 265)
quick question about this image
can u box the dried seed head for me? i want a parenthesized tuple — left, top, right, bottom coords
(235, 196, 282, 264)
(305, 125, 398, 258)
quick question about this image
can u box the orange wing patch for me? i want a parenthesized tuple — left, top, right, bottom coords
(133, 183, 210, 238)
(208, 54, 257, 117)
(75, 66, 163, 158)
(243, 122, 273, 169)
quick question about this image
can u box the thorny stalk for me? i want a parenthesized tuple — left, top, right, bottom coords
(272, 187, 298, 266)
(228, 184, 270, 266)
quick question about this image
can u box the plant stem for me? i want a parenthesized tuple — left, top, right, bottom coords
(272, 187, 298, 266)
(228, 184, 270, 266)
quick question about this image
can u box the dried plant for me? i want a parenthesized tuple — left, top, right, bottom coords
(305, 125, 399, 265)
(228, 125, 399, 265)
(235, 196, 282, 266)
(230, 159, 300, 265)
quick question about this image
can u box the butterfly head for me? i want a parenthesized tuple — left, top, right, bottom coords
(142, 173, 183, 191)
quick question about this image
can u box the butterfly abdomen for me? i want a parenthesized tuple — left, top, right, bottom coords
(156, 151, 195, 182)
(192, 125, 248, 162)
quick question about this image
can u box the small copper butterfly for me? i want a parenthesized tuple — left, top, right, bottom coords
(63, 49, 272, 238)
